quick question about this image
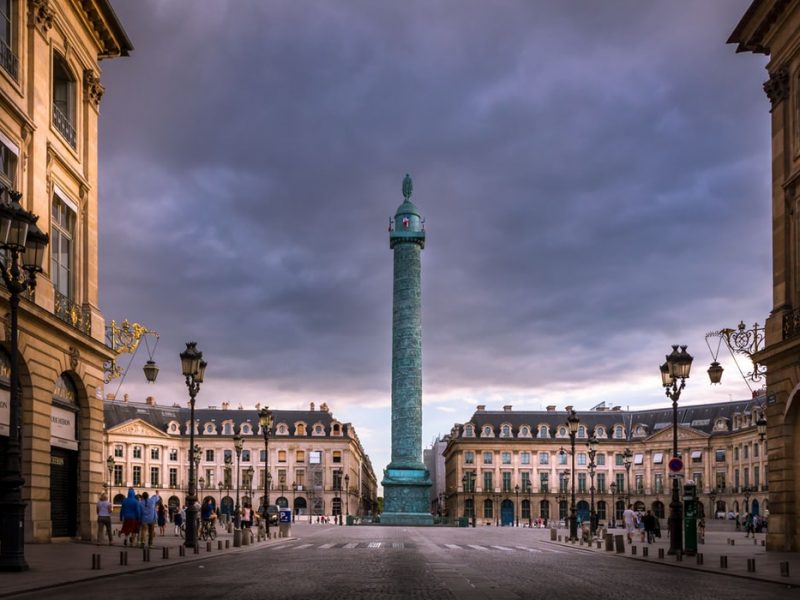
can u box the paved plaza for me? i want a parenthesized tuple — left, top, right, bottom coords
(1, 523, 796, 600)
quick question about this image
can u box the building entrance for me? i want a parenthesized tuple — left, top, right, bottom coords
(501, 499, 514, 526)
(50, 447, 78, 537)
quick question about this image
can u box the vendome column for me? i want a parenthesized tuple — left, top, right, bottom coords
(381, 174, 433, 526)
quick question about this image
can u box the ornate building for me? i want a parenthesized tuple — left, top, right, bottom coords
(104, 397, 378, 520)
(442, 400, 768, 527)
(728, 0, 800, 552)
(0, 0, 131, 542)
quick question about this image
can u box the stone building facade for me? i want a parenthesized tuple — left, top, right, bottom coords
(729, 0, 800, 552)
(104, 398, 378, 520)
(0, 0, 131, 542)
(442, 400, 768, 527)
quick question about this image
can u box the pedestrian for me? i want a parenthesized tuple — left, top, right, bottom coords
(642, 510, 656, 544)
(96, 492, 113, 545)
(242, 504, 252, 529)
(119, 488, 142, 547)
(744, 512, 754, 537)
(622, 504, 637, 544)
(157, 499, 167, 536)
(141, 491, 160, 547)
(698, 517, 705, 543)
(174, 505, 184, 536)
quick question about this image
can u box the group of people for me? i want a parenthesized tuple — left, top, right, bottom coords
(99, 488, 166, 547)
(622, 504, 661, 544)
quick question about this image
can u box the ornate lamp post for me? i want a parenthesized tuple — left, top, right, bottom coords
(743, 487, 751, 514)
(180, 342, 206, 549)
(610, 482, 617, 528)
(233, 433, 243, 530)
(660, 344, 693, 555)
(224, 455, 232, 519)
(344, 474, 350, 520)
(587, 435, 598, 536)
(199, 476, 205, 491)
(566, 410, 580, 541)
(462, 473, 476, 527)
(709, 490, 717, 520)
(623, 448, 633, 504)
(525, 480, 532, 527)
(258, 406, 273, 538)
(217, 481, 223, 508)
(757, 415, 767, 442)
(514, 484, 520, 527)
(0, 188, 48, 572)
(337, 469, 343, 525)
(106, 455, 115, 498)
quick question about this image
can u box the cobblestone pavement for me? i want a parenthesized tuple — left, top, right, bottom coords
(8, 525, 798, 600)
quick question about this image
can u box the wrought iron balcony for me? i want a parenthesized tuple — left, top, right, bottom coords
(54, 291, 91, 335)
(52, 104, 76, 148)
(0, 39, 18, 80)
(782, 307, 800, 340)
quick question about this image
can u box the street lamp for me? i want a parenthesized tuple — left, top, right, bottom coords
(180, 342, 206, 549)
(224, 455, 232, 519)
(525, 480, 532, 527)
(344, 474, 350, 520)
(106, 455, 115, 498)
(587, 434, 598, 536)
(610, 482, 617, 528)
(757, 415, 767, 442)
(661, 344, 693, 556)
(566, 409, 580, 541)
(0, 187, 48, 572)
(743, 487, 751, 514)
(258, 406, 273, 538)
(514, 484, 520, 528)
(623, 448, 633, 504)
(234, 433, 243, 531)
(337, 469, 344, 525)
(709, 490, 717, 520)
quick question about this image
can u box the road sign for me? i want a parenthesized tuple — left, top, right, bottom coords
(668, 457, 683, 473)
(279, 508, 292, 524)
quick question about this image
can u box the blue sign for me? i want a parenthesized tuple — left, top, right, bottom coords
(668, 457, 683, 473)
(279, 508, 292, 524)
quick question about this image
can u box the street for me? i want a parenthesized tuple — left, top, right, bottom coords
(12, 525, 796, 600)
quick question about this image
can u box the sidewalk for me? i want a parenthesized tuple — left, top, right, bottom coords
(0, 524, 294, 598)
(549, 524, 799, 588)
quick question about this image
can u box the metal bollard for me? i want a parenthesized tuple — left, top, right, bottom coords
(696, 553, 703, 565)
(179, 545, 186, 557)
(642, 547, 648, 557)
(780, 561, 790, 577)
(557, 535, 562, 542)
(596, 541, 602, 549)
(605, 534, 614, 552)
(225, 539, 230, 549)
(761, 540, 766, 546)
(91, 553, 101, 570)
(142, 547, 150, 562)
(614, 535, 625, 554)
(730, 539, 735, 546)
(631, 545, 637, 555)
(162, 547, 169, 559)
(675, 552, 682, 562)
(720, 555, 728, 569)
(120, 551, 128, 566)
(193, 544, 199, 554)
(754, 538, 758, 545)
(658, 548, 665, 559)
(206, 541, 212, 552)
(747, 558, 756, 572)
(218, 540, 223, 550)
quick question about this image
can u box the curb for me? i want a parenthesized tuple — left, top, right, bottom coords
(0, 537, 296, 599)
(543, 539, 798, 589)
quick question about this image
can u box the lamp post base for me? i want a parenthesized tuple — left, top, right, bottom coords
(0, 497, 28, 571)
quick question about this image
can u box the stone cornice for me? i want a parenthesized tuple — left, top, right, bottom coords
(763, 65, 790, 110)
(728, 0, 794, 55)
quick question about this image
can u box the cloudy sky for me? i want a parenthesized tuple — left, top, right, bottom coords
(98, 0, 770, 481)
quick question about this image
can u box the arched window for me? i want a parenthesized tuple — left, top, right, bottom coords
(482, 425, 493, 437)
(501, 425, 511, 438)
(577, 425, 586, 438)
(295, 423, 306, 436)
(464, 498, 474, 519)
(538, 425, 549, 438)
(519, 426, 529, 437)
(52, 52, 76, 147)
(558, 427, 567, 438)
(597, 500, 607, 521)
(613, 425, 625, 439)
(595, 426, 606, 438)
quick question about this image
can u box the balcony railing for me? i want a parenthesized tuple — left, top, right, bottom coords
(0, 39, 18, 80)
(53, 104, 76, 148)
(54, 291, 91, 335)
(783, 307, 800, 340)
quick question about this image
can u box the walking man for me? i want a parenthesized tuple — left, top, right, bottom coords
(623, 504, 638, 544)
(96, 493, 113, 545)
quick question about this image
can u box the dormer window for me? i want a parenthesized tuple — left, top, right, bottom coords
(168, 422, 179, 434)
(463, 425, 475, 438)
(204, 423, 216, 434)
(557, 427, 567, 438)
(240, 423, 251, 435)
(519, 426, 530, 438)
(295, 423, 306, 436)
(482, 426, 494, 438)
(577, 425, 586, 438)
(222, 422, 234, 435)
(500, 425, 511, 438)
(331, 423, 342, 436)
(276, 423, 288, 435)
(714, 418, 728, 432)
(312, 424, 325, 436)
(595, 426, 606, 438)
(538, 425, 550, 438)
(613, 425, 625, 439)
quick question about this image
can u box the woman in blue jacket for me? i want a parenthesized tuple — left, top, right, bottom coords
(119, 488, 142, 547)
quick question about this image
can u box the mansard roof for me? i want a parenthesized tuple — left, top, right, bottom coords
(104, 401, 347, 439)
(461, 398, 763, 439)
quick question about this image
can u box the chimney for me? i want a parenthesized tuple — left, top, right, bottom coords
(320, 403, 329, 413)
(123, 393, 129, 403)
(476, 405, 486, 412)
(222, 402, 229, 410)
(546, 405, 556, 412)
(310, 402, 315, 411)
(106, 393, 116, 401)
(172, 403, 180, 408)
(503, 405, 512, 412)
(146, 396, 155, 406)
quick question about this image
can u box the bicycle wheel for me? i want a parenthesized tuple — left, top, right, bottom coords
(209, 526, 216, 541)
(179, 524, 185, 539)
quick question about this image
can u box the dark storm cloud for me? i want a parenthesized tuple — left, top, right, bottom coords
(98, 0, 768, 422)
